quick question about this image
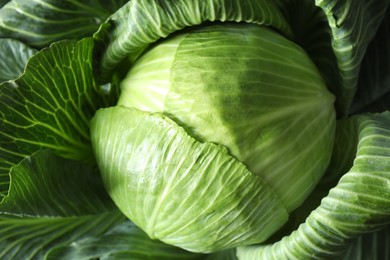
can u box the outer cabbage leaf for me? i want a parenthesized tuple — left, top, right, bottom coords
(0, 212, 124, 260)
(237, 112, 390, 259)
(342, 224, 390, 260)
(315, 0, 390, 115)
(0, 39, 37, 83)
(91, 106, 289, 253)
(0, 0, 128, 48)
(94, 0, 293, 81)
(46, 220, 205, 260)
(46, 215, 236, 260)
(350, 8, 390, 114)
(0, 149, 125, 259)
(0, 38, 116, 198)
(0, 149, 114, 216)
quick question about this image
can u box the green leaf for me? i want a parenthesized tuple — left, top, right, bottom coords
(0, 0, 9, 8)
(94, 0, 293, 81)
(237, 112, 390, 259)
(0, 149, 114, 216)
(0, 0, 128, 48)
(0, 149, 125, 259)
(350, 8, 390, 114)
(0, 211, 124, 259)
(315, 0, 390, 115)
(0, 38, 115, 198)
(0, 38, 37, 83)
(342, 224, 390, 260)
(277, 0, 342, 116)
(206, 249, 238, 260)
(46, 220, 205, 260)
(91, 106, 289, 253)
(267, 117, 360, 241)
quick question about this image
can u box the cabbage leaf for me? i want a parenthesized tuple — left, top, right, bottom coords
(0, 0, 390, 258)
(0, 38, 37, 82)
(237, 112, 390, 259)
(0, 0, 128, 48)
(0, 149, 125, 259)
(91, 106, 289, 253)
(0, 38, 116, 197)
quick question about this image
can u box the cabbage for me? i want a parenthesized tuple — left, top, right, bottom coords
(0, 0, 389, 259)
(91, 23, 336, 252)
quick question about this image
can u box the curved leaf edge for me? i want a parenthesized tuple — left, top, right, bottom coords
(237, 111, 390, 259)
(91, 106, 290, 253)
(0, 37, 118, 198)
(93, 0, 294, 83)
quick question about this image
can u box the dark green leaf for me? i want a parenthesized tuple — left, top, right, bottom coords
(316, 0, 390, 115)
(0, 149, 114, 216)
(0, 211, 124, 260)
(351, 8, 390, 114)
(206, 249, 237, 260)
(0, 0, 128, 48)
(0, 149, 125, 259)
(0, 38, 115, 198)
(0, 38, 37, 83)
(342, 225, 390, 260)
(46, 221, 205, 260)
(0, 0, 9, 8)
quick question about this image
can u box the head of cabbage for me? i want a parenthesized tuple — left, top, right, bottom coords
(0, 0, 389, 258)
(91, 22, 336, 252)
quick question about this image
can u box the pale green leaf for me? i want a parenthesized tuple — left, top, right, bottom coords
(91, 106, 289, 253)
(94, 0, 293, 81)
(119, 22, 336, 213)
(267, 117, 360, 240)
